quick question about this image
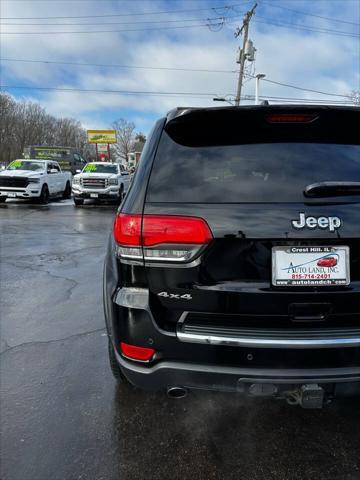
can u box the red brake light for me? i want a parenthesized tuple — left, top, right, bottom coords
(113, 214, 213, 263)
(120, 342, 155, 362)
(142, 215, 212, 246)
(113, 214, 141, 246)
(113, 214, 213, 246)
(265, 113, 318, 124)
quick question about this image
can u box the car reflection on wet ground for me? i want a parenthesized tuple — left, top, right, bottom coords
(1, 201, 359, 480)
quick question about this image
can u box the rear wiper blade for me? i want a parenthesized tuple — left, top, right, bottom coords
(304, 181, 360, 198)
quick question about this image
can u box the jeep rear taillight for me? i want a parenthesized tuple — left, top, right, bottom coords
(113, 214, 142, 245)
(113, 214, 213, 263)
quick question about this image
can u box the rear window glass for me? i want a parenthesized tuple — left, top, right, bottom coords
(147, 133, 360, 203)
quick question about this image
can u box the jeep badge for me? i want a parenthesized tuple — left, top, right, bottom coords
(292, 213, 341, 232)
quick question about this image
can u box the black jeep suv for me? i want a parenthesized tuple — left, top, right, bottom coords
(103, 105, 360, 408)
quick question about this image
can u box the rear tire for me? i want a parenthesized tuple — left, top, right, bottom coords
(108, 339, 132, 385)
(62, 181, 71, 199)
(74, 198, 84, 206)
(39, 184, 49, 204)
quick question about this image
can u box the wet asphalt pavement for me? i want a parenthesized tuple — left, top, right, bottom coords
(1, 199, 360, 480)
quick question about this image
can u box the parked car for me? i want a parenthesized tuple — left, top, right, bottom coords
(23, 146, 87, 174)
(72, 162, 130, 206)
(0, 159, 72, 204)
(103, 105, 360, 409)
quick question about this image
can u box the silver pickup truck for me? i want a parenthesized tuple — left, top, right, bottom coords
(72, 162, 130, 206)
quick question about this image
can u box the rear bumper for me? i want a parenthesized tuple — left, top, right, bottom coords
(114, 348, 360, 393)
(106, 286, 360, 395)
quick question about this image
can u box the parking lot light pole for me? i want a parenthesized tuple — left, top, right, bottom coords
(255, 74, 266, 105)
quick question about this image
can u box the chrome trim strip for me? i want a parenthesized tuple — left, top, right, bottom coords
(177, 312, 360, 349)
(144, 256, 202, 268)
(176, 311, 360, 348)
(177, 329, 360, 349)
(118, 257, 202, 268)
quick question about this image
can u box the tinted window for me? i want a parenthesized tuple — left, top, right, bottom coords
(147, 133, 360, 203)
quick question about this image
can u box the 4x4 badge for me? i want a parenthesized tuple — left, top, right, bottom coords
(157, 292, 192, 300)
(291, 213, 341, 232)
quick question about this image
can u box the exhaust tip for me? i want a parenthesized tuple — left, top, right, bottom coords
(167, 386, 188, 399)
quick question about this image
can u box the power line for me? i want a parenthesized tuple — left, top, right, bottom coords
(1, 2, 250, 19)
(0, 13, 245, 26)
(2, 15, 358, 37)
(254, 95, 353, 103)
(0, 85, 218, 96)
(247, 75, 351, 98)
(221, 95, 354, 104)
(252, 17, 359, 37)
(1, 58, 353, 99)
(0, 58, 237, 74)
(2, 18, 358, 37)
(261, 1, 360, 26)
(0, 85, 355, 104)
(0, 21, 236, 35)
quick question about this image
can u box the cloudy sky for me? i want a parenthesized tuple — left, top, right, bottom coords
(1, 0, 359, 134)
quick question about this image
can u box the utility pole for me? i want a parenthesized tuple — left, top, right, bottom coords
(234, 3, 257, 106)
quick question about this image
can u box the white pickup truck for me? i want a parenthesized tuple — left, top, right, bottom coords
(72, 162, 130, 206)
(0, 159, 72, 204)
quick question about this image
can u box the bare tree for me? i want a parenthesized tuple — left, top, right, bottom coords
(0, 93, 19, 162)
(0, 92, 90, 164)
(111, 118, 136, 162)
(0, 93, 145, 166)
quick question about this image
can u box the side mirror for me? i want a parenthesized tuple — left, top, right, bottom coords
(76, 169, 81, 174)
(49, 168, 58, 174)
(122, 171, 129, 175)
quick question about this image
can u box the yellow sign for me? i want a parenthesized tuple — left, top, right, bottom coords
(87, 130, 117, 144)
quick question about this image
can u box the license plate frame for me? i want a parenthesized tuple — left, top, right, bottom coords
(8, 192, 16, 198)
(90, 193, 99, 198)
(272, 246, 350, 287)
